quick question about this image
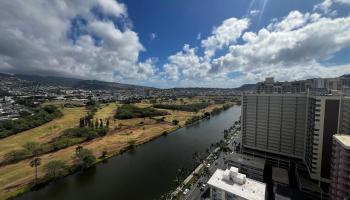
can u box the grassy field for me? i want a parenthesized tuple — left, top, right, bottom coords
(0, 100, 231, 199)
(0, 107, 86, 161)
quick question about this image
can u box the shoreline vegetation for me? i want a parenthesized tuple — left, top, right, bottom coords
(0, 98, 237, 200)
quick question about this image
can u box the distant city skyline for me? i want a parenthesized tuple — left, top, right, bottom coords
(0, 0, 349, 88)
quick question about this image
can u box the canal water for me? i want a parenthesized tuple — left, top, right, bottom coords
(17, 106, 241, 200)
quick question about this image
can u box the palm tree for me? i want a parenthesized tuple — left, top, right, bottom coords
(29, 157, 41, 182)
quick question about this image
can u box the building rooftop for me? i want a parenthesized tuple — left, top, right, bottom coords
(334, 134, 350, 149)
(272, 167, 289, 185)
(227, 153, 266, 170)
(207, 168, 266, 200)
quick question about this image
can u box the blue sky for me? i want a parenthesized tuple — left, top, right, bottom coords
(127, 0, 319, 63)
(0, 0, 349, 88)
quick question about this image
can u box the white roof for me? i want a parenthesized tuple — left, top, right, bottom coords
(334, 134, 350, 149)
(208, 169, 266, 200)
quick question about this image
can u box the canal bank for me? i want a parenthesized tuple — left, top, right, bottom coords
(16, 106, 241, 200)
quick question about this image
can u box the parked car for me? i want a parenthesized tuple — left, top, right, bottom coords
(183, 189, 189, 195)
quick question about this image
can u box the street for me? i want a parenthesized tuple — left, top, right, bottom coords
(180, 125, 241, 200)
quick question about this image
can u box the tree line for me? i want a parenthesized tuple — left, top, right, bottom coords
(29, 145, 98, 184)
(153, 102, 210, 112)
(3, 102, 110, 165)
(115, 104, 168, 119)
(0, 105, 62, 139)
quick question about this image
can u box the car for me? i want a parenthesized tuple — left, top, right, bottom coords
(183, 189, 189, 195)
(200, 184, 207, 191)
(206, 163, 211, 167)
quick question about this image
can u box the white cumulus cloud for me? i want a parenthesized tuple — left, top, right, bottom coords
(201, 18, 250, 58)
(0, 0, 156, 85)
(163, 9, 350, 87)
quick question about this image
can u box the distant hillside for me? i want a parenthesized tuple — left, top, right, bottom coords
(0, 73, 153, 90)
(74, 80, 152, 90)
(15, 74, 80, 87)
(342, 74, 350, 78)
(236, 83, 257, 91)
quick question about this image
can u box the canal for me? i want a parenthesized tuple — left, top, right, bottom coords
(17, 106, 241, 200)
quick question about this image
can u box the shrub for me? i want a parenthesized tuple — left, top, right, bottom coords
(101, 151, 108, 158)
(4, 149, 31, 163)
(172, 119, 179, 125)
(185, 116, 203, 125)
(22, 141, 42, 155)
(74, 148, 96, 169)
(43, 160, 68, 179)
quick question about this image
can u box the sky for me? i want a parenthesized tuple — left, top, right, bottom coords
(0, 0, 350, 88)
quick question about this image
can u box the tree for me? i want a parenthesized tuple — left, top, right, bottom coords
(43, 160, 68, 179)
(99, 119, 103, 128)
(23, 141, 41, 156)
(74, 146, 96, 169)
(79, 118, 85, 128)
(173, 168, 186, 185)
(29, 157, 41, 182)
(76, 145, 83, 152)
(89, 119, 94, 128)
(4, 149, 30, 164)
(203, 166, 211, 177)
(101, 150, 108, 158)
(95, 119, 99, 129)
(172, 119, 179, 125)
(192, 151, 201, 164)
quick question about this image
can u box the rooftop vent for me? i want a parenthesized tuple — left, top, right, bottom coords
(222, 167, 246, 185)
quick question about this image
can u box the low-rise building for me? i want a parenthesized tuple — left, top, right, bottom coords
(208, 167, 266, 200)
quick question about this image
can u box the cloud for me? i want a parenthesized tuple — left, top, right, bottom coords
(1, 0, 349, 88)
(97, 0, 126, 16)
(201, 18, 250, 58)
(249, 10, 260, 17)
(163, 10, 350, 87)
(163, 44, 210, 81)
(197, 33, 201, 40)
(214, 11, 350, 71)
(0, 0, 155, 84)
(150, 33, 157, 40)
(267, 11, 321, 31)
(314, 0, 350, 14)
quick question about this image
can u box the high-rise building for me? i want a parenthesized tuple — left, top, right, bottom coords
(339, 96, 350, 133)
(241, 93, 307, 161)
(256, 76, 350, 94)
(304, 95, 343, 183)
(330, 134, 350, 200)
(241, 79, 350, 198)
(208, 167, 266, 200)
(242, 92, 350, 184)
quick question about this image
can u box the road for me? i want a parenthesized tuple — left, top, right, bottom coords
(180, 127, 241, 200)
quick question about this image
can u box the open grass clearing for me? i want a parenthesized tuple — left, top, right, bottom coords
(0, 107, 86, 161)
